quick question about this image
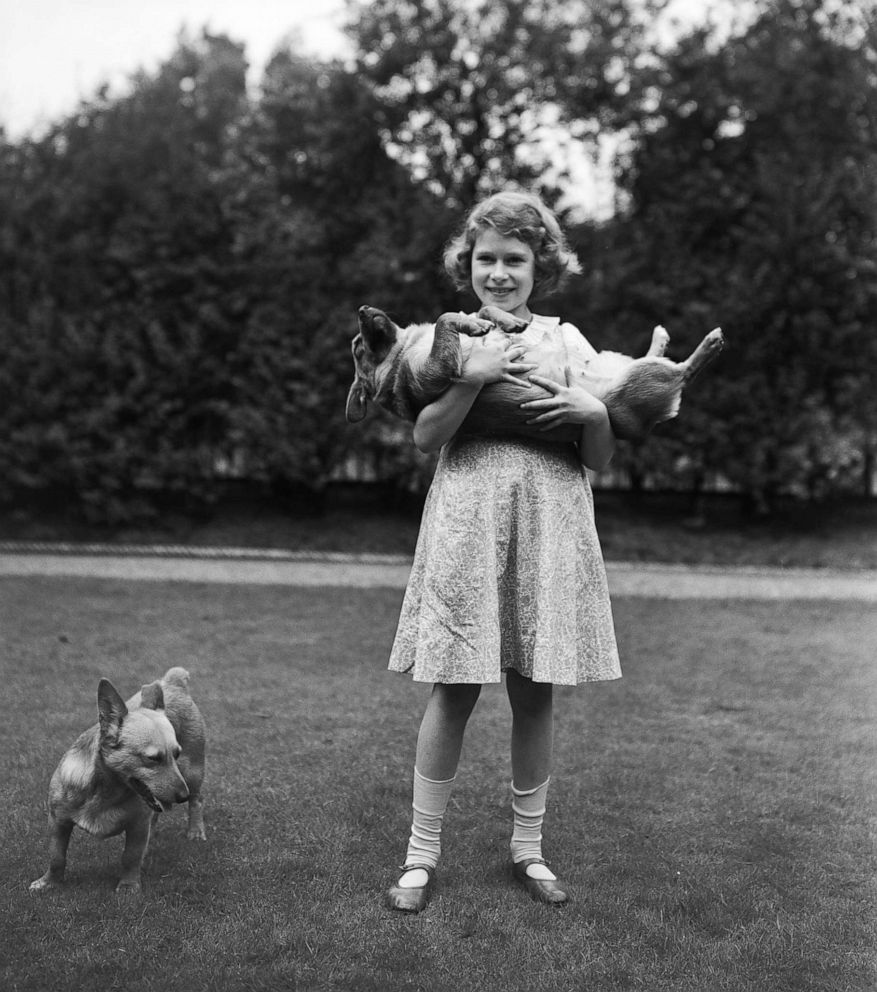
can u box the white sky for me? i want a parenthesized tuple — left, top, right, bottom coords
(1, 0, 742, 142)
(0, 0, 350, 139)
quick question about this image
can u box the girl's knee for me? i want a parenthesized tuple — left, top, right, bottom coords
(506, 670, 553, 716)
(433, 682, 481, 718)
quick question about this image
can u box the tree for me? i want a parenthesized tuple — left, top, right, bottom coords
(0, 32, 255, 519)
(230, 47, 456, 498)
(345, 0, 664, 207)
(0, 31, 457, 520)
(594, 0, 877, 509)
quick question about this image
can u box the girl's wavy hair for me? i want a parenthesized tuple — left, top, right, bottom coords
(443, 190, 582, 298)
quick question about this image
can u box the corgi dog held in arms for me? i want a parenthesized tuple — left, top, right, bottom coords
(346, 305, 724, 442)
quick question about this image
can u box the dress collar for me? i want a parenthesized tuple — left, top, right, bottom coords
(525, 314, 561, 332)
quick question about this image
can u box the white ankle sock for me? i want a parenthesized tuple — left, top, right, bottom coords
(510, 778, 556, 881)
(399, 768, 456, 888)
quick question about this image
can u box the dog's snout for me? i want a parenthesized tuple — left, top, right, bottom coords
(358, 305, 377, 333)
(175, 782, 190, 804)
(359, 305, 388, 327)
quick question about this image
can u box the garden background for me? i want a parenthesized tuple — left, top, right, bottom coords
(1, 0, 875, 531)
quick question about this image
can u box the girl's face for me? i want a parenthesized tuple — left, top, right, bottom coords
(470, 228, 535, 320)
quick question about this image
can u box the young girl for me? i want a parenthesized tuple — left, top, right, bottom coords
(385, 190, 621, 912)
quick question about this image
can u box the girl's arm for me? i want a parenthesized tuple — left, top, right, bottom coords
(575, 402, 615, 471)
(413, 379, 482, 452)
(520, 370, 616, 471)
(413, 336, 535, 453)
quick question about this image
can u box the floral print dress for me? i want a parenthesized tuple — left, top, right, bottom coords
(388, 315, 621, 686)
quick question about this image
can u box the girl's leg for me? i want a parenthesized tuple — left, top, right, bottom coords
(505, 670, 565, 900)
(506, 668, 553, 790)
(415, 681, 482, 781)
(388, 682, 481, 909)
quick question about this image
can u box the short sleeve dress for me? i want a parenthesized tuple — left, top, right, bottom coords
(388, 314, 621, 686)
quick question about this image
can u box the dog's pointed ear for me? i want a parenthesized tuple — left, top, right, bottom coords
(346, 379, 368, 423)
(98, 679, 128, 740)
(139, 681, 165, 711)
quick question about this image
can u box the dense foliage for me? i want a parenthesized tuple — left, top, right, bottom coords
(590, 0, 877, 511)
(0, 0, 874, 521)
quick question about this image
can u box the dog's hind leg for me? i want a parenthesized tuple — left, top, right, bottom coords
(178, 752, 206, 840)
(29, 817, 74, 891)
(174, 718, 207, 840)
(646, 325, 670, 357)
(680, 328, 724, 382)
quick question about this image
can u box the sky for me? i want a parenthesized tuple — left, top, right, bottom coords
(0, 0, 742, 142)
(0, 0, 350, 139)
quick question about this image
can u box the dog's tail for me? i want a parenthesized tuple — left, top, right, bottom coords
(162, 667, 191, 689)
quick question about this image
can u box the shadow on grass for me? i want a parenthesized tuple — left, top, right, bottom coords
(1, 578, 875, 991)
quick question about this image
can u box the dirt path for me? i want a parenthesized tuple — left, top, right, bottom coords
(1, 544, 875, 600)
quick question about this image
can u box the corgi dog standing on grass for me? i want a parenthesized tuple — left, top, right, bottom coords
(30, 666, 206, 895)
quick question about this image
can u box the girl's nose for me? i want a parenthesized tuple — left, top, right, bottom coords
(491, 261, 508, 281)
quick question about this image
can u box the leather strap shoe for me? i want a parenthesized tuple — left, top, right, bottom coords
(512, 858, 568, 905)
(386, 864, 435, 913)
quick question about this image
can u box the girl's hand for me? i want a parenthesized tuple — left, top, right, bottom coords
(461, 335, 537, 387)
(520, 368, 608, 429)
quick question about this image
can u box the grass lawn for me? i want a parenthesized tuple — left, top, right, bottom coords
(1, 577, 875, 991)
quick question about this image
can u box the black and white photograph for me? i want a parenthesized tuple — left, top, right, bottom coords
(1, 1, 875, 990)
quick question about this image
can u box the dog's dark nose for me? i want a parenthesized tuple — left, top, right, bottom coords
(175, 783, 190, 804)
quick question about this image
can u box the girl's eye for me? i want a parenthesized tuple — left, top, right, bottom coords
(475, 254, 526, 265)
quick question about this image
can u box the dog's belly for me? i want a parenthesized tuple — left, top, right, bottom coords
(460, 381, 579, 442)
(459, 337, 603, 443)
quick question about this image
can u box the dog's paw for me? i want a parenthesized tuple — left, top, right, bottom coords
(451, 312, 493, 337)
(115, 879, 143, 897)
(469, 317, 495, 337)
(187, 824, 207, 841)
(704, 327, 724, 351)
(477, 305, 529, 333)
(649, 325, 670, 356)
(29, 875, 61, 893)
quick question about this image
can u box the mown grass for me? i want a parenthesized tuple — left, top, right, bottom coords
(1, 577, 875, 991)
